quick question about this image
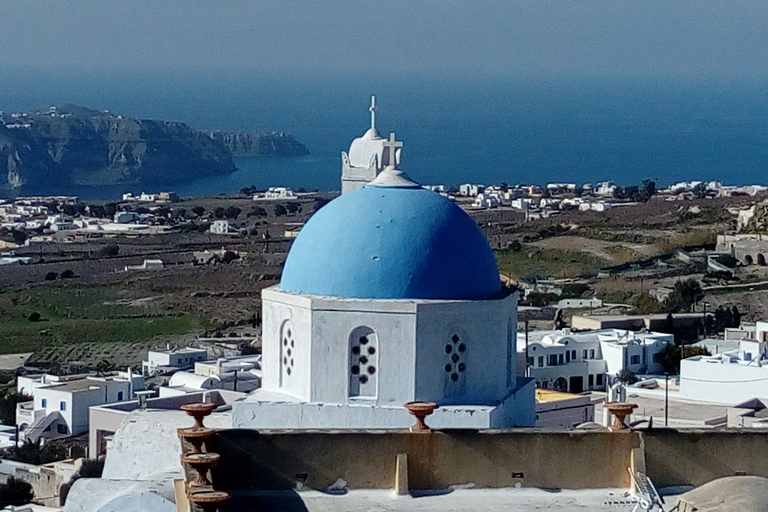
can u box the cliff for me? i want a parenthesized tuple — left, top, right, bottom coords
(207, 131, 309, 157)
(1, 105, 255, 190)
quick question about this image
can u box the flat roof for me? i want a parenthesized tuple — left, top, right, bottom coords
(40, 378, 123, 393)
(150, 347, 207, 355)
(536, 389, 583, 403)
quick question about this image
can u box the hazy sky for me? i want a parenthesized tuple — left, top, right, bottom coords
(2, 1, 768, 78)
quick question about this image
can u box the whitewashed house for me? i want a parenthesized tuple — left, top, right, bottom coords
(459, 184, 483, 197)
(557, 298, 603, 309)
(520, 329, 672, 393)
(114, 211, 139, 223)
(596, 181, 616, 196)
(209, 219, 232, 234)
(262, 187, 297, 199)
(142, 347, 208, 375)
(15, 373, 143, 441)
(473, 192, 501, 208)
(680, 327, 768, 405)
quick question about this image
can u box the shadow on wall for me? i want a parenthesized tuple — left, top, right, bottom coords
(210, 429, 638, 493)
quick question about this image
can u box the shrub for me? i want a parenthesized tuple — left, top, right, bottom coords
(0, 476, 34, 508)
(97, 244, 119, 257)
(616, 368, 638, 385)
(27, 312, 41, 322)
(44, 271, 58, 281)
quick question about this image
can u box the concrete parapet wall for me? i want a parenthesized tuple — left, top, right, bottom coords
(643, 429, 768, 488)
(208, 428, 768, 492)
(212, 429, 639, 491)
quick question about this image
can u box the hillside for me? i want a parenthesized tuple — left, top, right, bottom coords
(0, 105, 240, 190)
(208, 130, 309, 157)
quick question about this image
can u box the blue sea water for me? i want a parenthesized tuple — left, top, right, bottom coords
(2, 69, 768, 199)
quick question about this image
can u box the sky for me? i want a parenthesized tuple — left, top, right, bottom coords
(2, 1, 768, 79)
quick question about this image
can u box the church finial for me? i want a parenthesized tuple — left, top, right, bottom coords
(383, 132, 403, 168)
(369, 95, 377, 131)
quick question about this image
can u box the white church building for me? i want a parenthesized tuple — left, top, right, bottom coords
(233, 131, 535, 429)
(340, 96, 401, 194)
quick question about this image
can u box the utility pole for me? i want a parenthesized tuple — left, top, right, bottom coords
(525, 320, 530, 378)
(664, 373, 669, 427)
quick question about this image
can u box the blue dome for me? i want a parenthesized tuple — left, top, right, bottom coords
(280, 184, 501, 300)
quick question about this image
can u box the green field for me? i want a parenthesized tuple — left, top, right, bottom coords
(0, 284, 210, 364)
(495, 246, 605, 282)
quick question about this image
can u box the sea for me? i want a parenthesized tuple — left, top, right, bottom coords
(2, 69, 768, 200)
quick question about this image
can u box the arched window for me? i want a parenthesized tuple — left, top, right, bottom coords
(279, 320, 295, 387)
(349, 327, 378, 398)
(444, 332, 468, 395)
(746, 254, 754, 265)
(758, 253, 766, 266)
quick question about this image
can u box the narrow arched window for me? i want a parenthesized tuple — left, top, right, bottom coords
(280, 320, 295, 387)
(349, 327, 378, 398)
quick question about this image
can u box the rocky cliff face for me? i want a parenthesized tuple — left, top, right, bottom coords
(0, 105, 237, 190)
(207, 131, 310, 157)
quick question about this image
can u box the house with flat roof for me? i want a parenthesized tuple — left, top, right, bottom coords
(16, 373, 143, 441)
(520, 328, 672, 393)
(142, 347, 208, 376)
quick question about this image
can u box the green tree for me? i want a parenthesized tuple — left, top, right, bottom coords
(97, 244, 119, 257)
(248, 207, 268, 218)
(95, 358, 114, 376)
(616, 368, 638, 384)
(69, 458, 104, 485)
(10, 230, 27, 246)
(5, 439, 67, 465)
(274, 204, 287, 217)
(191, 206, 205, 217)
(660, 343, 711, 373)
(88, 204, 105, 218)
(103, 203, 118, 219)
(664, 278, 704, 313)
(632, 292, 663, 314)
(284, 202, 301, 215)
(0, 477, 34, 508)
(0, 392, 32, 425)
(224, 206, 242, 219)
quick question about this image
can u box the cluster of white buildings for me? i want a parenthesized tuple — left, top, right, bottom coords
(121, 191, 178, 202)
(10, 347, 262, 449)
(0, 196, 169, 245)
(453, 177, 768, 212)
(254, 187, 297, 200)
(457, 182, 615, 213)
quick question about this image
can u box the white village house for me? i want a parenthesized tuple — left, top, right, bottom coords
(680, 321, 768, 404)
(142, 347, 208, 376)
(520, 328, 672, 393)
(16, 372, 143, 441)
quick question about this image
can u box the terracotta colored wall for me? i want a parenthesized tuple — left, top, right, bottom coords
(211, 429, 639, 491)
(643, 430, 768, 488)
